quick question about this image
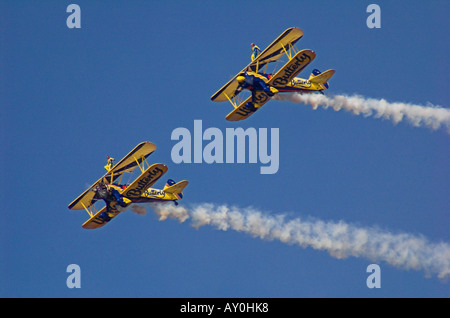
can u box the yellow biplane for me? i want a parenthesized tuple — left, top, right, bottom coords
(68, 141, 188, 229)
(211, 27, 335, 121)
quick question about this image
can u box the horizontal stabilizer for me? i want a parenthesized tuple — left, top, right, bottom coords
(164, 180, 189, 194)
(309, 69, 335, 83)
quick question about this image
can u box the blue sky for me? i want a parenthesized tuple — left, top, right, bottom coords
(1, 1, 449, 298)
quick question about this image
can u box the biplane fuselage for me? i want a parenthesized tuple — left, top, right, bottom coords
(236, 69, 332, 110)
(246, 70, 329, 94)
(108, 183, 183, 204)
(278, 75, 329, 93)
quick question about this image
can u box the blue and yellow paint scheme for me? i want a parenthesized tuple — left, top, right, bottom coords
(68, 142, 188, 229)
(275, 69, 335, 93)
(211, 27, 335, 121)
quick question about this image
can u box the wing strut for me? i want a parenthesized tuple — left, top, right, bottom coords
(225, 93, 238, 109)
(81, 201, 95, 218)
(224, 93, 247, 110)
(133, 154, 151, 174)
(280, 42, 298, 60)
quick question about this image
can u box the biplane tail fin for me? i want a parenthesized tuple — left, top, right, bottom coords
(164, 179, 189, 199)
(308, 69, 335, 88)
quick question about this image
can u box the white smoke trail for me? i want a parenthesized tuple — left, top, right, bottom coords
(150, 202, 450, 280)
(151, 202, 189, 222)
(273, 93, 450, 132)
(130, 204, 147, 216)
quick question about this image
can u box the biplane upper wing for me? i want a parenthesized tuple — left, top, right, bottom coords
(211, 27, 304, 103)
(68, 141, 157, 210)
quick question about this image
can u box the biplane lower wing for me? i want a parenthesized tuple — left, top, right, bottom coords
(68, 141, 156, 211)
(82, 206, 114, 229)
(211, 27, 304, 103)
(225, 94, 270, 121)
